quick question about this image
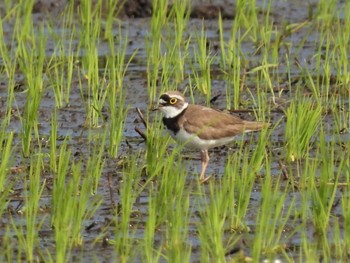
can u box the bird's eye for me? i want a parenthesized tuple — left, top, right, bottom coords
(170, 98, 177, 104)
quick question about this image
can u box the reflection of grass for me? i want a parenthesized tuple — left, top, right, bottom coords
(0, 0, 349, 261)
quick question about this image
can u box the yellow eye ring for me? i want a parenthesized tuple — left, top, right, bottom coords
(170, 98, 177, 104)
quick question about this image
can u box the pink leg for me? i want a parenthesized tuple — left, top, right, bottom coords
(200, 149, 210, 182)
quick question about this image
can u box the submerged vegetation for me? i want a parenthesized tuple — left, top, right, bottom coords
(0, 0, 349, 261)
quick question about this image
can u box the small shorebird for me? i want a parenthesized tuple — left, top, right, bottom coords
(155, 90, 268, 183)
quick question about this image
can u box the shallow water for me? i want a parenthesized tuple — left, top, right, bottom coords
(0, 0, 348, 261)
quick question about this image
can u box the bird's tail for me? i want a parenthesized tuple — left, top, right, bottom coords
(243, 120, 270, 132)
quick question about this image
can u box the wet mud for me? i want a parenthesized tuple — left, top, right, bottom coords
(0, 0, 348, 262)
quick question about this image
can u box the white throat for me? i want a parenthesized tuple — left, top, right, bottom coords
(160, 102, 188, 118)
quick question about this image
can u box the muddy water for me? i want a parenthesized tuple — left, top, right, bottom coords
(0, 0, 348, 261)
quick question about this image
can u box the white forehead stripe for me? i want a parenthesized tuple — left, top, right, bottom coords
(159, 98, 167, 104)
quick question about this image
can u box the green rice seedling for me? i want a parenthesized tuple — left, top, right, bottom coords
(341, 182, 350, 256)
(299, 232, 322, 262)
(143, 189, 162, 263)
(108, 23, 138, 95)
(226, 40, 244, 111)
(45, 1, 75, 108)
(195, 131, 272, 262)
(143, 143, 190, 261)
(114, 153, 143, 262)
(331, 97, 348, 136)
(48, 42, 75, 107)
(309, 132, 343, 235)
(316, 0, 338, 29)
(0, 17, 18, 123)
(146, 0, 170, 101)
(12, 152, 46, 262)
(254, 25, 279, 107)
(77, 0, 110, 127)
(218, 7, 259, 110)
(16, 24, 46, 156)
(165, 0, 191, 85)
(168, 0, 190, 47)
(159, 52, 173, 91)
(49, 112, 57, 173)
(251, 158, 295, 262)
(331, 218, 349, 261)
(0, 130, 13, 192)
(106, 25, 136, 157)
(145, 143, 185, 226)
(197, 180, 234, 262)
(143, 114, 172, 182)
(310, 32, 332, 102)
(52, 141, 102, 261)
(284, 98, 322, 162)
(330, 3, 350, 94)
(192, 23, 213, 104)
(225, 145, 258, 232)
(226, 125, 271, 230)
(86, 129, 106, 194)
(1, 225, 15, 262)
(234, 0, 259, 33)
(78, 50, 108, 128)
(163, 186, 191, 263)
(16, 0, 35, 32)
(0, 125, 13, 229)
(70, 161, 103, 246)
(2, 0, 16, 16)
(0, 186, 10, 229)
(107, 89, 128, 158)
(297, 131, 345, 261)
(51, 139, 71, 261)
(103, 0, 126, 40)
(297, 149, 318, 228)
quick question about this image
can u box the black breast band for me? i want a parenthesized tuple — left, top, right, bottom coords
(162, 108, 187, 135)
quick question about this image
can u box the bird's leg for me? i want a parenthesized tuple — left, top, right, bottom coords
(200, 149, 210, 183)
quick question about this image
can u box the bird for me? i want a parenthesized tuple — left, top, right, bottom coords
(155, 90, 268, 183)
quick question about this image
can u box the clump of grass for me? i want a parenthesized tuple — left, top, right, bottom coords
(284, 98, 322, 162)
(0, 129, 13, 192)
(309, 130, 342, 235)
(166, 0, 191, 85)
(146, 0, 170, 101)
(114, 153, 143, 262)
(218, 12, 248, 110)
(46, 2, 75, 108)
(251, 158, 295, 262)
(148, 151, 191, 262)
(341, 183, 350, 255)
(144, 114, 172, 180)
(77, 0, 107, 128)
(143, 190, 162, 262)
(17, 24, 46, 157)
(49, 112, 58, 173)
(103, 0, 127, 40)
(0, 16, 17, 123)
(192, 23, 213, 104)
(197, 180, 236, 262)
(106, 23, 136, 158)
(225, 145, 259, 232)
(12, 152, 46, 262)
(51, 140, 102, 261)
(86, 129, 106, 194)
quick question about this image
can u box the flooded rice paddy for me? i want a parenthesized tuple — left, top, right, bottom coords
(0, 0, 349, 262)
